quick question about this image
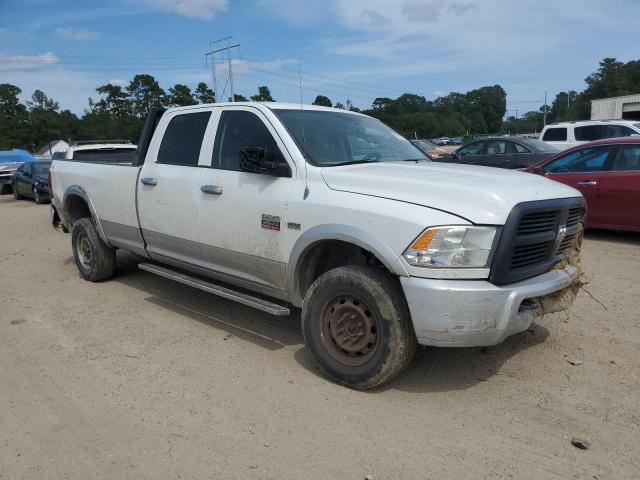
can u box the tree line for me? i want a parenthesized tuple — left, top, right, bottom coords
(0, 57, 637, 152)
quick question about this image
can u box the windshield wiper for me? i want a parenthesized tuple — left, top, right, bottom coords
(330, 159, 381, 167)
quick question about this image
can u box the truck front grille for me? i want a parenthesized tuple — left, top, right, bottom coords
(490, 198, 586, 285)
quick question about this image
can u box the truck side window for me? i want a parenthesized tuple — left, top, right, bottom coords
(212, 110, 286, 171)
(157, 112, 211, 166)
(542, 128, 567, 142)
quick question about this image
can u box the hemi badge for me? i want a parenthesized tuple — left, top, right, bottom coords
(261, 214, 281, 231)
(287, 222, 301, 230)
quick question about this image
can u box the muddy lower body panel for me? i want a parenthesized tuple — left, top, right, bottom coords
(401, 265, 582, 347)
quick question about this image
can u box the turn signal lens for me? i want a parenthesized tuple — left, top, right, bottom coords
(404, 226, 498, 268)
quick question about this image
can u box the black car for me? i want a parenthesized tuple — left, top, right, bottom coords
(12, 161, 51, 204)
(434, 137, 558, 169)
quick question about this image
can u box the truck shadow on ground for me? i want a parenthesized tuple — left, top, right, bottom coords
(115, 251, 550, 393)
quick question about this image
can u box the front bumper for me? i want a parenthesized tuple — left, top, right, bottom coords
(401, 265, 580, 347)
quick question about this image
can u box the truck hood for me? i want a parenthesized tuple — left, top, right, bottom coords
(321, 161, 581, 224)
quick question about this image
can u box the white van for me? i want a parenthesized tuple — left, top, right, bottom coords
(540, 120, 640, 150)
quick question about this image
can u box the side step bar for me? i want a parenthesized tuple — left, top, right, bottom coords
(138, 263, 291, 316)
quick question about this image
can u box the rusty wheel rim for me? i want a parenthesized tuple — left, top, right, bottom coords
(319, 294, 379, 367)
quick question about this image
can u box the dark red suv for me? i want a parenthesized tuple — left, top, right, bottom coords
(525, 137, 640, 232)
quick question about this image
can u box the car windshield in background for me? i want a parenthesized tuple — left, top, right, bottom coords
(523, 138, 559, 152)
(411, 140, 436, 152)
(274, 109, 427, 166)
(73, 148, 137, 163)
(32, 162, 51, 175)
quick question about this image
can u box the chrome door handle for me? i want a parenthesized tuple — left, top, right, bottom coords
(200, 185, 223, 195)
(140, 177, 158, 186)
(576, 180, 597, 187)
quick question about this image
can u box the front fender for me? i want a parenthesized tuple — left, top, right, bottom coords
(286, 224, 409, 306)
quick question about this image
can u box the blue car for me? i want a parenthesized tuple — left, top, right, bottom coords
(0, 150, 34, 195)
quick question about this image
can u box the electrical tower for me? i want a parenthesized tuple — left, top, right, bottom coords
(205, 37, 240, 102)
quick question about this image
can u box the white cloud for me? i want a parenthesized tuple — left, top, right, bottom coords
(54, 27, 102, 41)
(0, 53, 59, 72)
(148, 0, 228, 19)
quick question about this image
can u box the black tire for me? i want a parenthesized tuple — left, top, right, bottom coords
(13, 185, 23, 200)
(33, 186, 46, 204)
(302, 265, 417, 390)
(71, 218, 116, 282)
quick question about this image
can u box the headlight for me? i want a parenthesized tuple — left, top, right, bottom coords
(403, 226, 498, 268)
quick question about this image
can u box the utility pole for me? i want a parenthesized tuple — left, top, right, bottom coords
(543, 91, 548, 126)
(227, 37, 235, 102)
(515, 107, 518, 120)
(209, 41, 217, 102)
(205, 37, 240, 102)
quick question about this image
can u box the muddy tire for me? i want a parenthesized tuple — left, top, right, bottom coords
(71, 218, 116, 282)
(302, 265, 417, 390)
(13, 185, 23, 200)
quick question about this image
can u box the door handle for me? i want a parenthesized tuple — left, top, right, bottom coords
(140, 177, 158, 186)
(576, 180, 597, 187)
(200, 185, 223, 195)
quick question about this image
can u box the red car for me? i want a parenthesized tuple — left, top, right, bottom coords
(525, 137, 640, 232)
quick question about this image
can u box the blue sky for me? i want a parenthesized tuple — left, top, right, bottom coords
(1, 0, 639, 115)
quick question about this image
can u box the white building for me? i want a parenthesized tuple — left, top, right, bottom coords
(36, 139, 69, 159)
(591, 94, 640, 121)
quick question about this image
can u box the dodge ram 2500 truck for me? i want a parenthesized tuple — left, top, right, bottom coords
(50, 103, 586, 389)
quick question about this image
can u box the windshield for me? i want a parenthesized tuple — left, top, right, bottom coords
(522, 138, 558, 152)
(274, 109, 427, 166)
(411, 140, 435, 152)
(32, 162, 51, 175)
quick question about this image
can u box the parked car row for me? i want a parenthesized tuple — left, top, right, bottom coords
(1, 141, 137, 205)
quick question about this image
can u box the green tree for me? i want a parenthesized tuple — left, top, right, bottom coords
(230, 94, 248, 102)
(168, 84, 196, 107)
(250, 86, 274, 102)
(195, 82, 215, 104)
(27, 89, 59, 111)
(127, 74, 166, 118)
(0, 84, 29, 150)
(334, 102, 345, 110)
(94, 83, 132, 119)
(312, 95, 332, 107)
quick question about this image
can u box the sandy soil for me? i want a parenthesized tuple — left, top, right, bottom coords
(1, 195, 639, 480)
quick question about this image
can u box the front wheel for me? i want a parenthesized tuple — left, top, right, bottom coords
(33, 186, 46, 204)
(13, 185, 23, 200)
(71, 218, 116, 282)
(302, 265, 417, 390)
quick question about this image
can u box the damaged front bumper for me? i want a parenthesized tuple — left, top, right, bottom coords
(401, 264, 583, 347)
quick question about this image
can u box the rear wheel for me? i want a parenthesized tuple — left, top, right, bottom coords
(71, 218, 116, 282)
(302, 265, 417, 390)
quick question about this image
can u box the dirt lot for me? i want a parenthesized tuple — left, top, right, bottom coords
(1, 196, 639, 480)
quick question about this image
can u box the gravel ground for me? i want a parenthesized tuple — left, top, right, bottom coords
(1, 195, 639, 480)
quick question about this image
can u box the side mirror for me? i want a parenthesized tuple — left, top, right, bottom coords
(240, 147, 291, 178)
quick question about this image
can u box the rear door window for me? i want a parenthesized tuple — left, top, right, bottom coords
(73, 148, 138, 163)
(543, 146, 614, 173)
(612, 145, 640, 171)
(485, 140, 509, 155)
(574, 125, 601, 141)
(542, 128, 567, 142)
(513, 142, 532, 153)
(157, 112, 211, 166)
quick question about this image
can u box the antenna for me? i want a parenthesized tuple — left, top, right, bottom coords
(299, 61, 309, 199)
(298, 62, 303, 109)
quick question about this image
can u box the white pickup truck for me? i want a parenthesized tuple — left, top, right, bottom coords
(50, 103, 586, 389)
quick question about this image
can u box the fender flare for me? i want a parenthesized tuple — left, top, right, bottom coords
(285, 224, 409, 306)
(62, 185, 111, 247)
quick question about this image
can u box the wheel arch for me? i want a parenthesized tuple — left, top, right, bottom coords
(286, 224, 409, 307)
(62, 186, 111, 246)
